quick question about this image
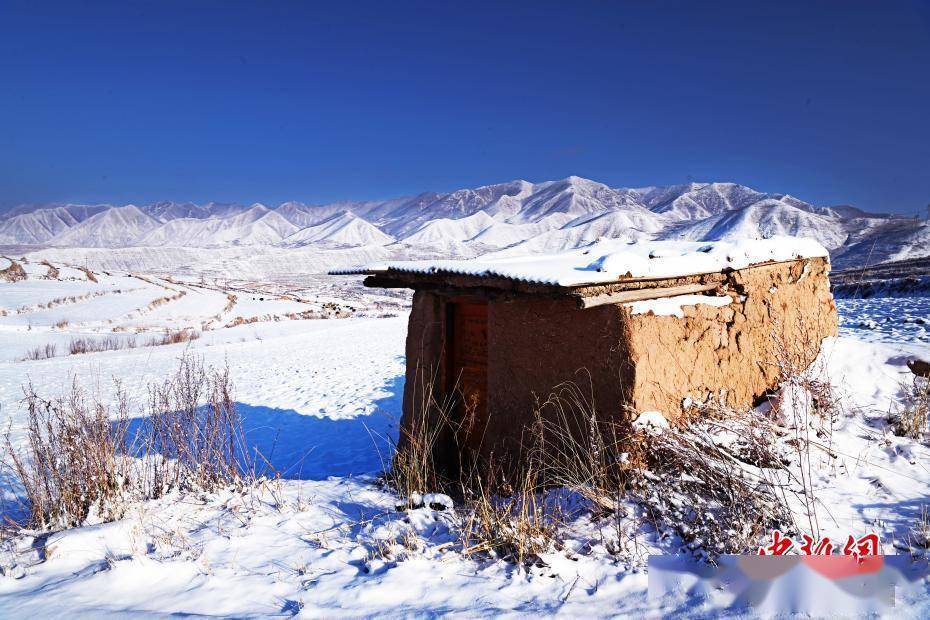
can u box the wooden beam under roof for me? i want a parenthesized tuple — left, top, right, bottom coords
(576, 282, 722, 309)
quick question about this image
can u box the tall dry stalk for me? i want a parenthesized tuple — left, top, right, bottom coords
(765, 316, 840, 538)
(2, 353, 251, 531)
(143, 355, 249, 496)
(3, 380, 132, 529)
(891, 376, 930, 439)
(387, 363, 458, 504)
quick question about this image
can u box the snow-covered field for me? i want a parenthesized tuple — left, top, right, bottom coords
(1, 258, 929, 617)
(838, 297, 930, 345)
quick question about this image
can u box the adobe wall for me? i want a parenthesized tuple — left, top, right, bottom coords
(625, 257, 837, 418)
(484, 297, 632, 467)
(398, 291, 634, 473)
(397, 290, 454, 467)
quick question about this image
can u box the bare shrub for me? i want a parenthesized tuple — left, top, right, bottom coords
(141, 355, 249, 495)
(634, 411, 793, 557)
(78, 266, 98, 283)
(68, 335, 136, 355)
(146, 328, 200, 347)
(533, 383, 791, 559)
(54, 319, 69, 329)
(766, 317, 841, 537)
(2, 354, 251, 530)
(890, 376, 930, 439)
(40, 260, 59, 280)
(908, 505, 930, 552)
(0, 259, 26, 283)
(4, 380, 132, 529)
(20, 343, 58, 361)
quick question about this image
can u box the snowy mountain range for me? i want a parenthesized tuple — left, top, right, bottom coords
(2, 177, 927, 269)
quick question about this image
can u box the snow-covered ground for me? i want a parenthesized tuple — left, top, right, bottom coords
(1, 259, 929, 616)
(837, 297, 930, 345)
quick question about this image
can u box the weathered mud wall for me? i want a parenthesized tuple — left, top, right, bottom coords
(484, 297, 632, 467)
(397, 290, 452, 463)
(626, 257, 837, 418)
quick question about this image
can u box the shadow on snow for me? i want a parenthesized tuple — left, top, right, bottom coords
(123, 373, 405, 482)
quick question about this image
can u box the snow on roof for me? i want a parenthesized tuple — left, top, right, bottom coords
(333, 236, 829, 287)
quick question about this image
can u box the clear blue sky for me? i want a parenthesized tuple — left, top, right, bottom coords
(1, 0, 928, 214)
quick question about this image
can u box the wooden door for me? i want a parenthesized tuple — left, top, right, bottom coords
(447, 300, 488, 452)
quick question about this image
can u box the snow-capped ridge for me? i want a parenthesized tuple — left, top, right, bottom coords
(0, 176, 919, 267)
(282, 211, 394, 247)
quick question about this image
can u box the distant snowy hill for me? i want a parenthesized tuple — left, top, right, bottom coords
(664, 200, 849, 249)
(2, 177, 926, 270)
(139, 204, 299, 247)
(49, 205, 162, 248)
(282, 211, 394, 247)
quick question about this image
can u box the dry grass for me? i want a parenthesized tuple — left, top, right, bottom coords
(382, 366, 561, 564)
(531, 381, 643, 511)
(15, 290, 119, 315)
(20, 329, 201, 362)
(54, 319, 69, 329)
(4, 379, 132, 529)
(225, 315, 261, 328)
(78, 266, 97, 283)
(144, 291, 186, 312)
(40, 260, 59, 280)
(20, 344, 58, 361)
(890, 376, 930, 440)
(0, 259, 26, 283)
(908, 505, 930, 551)
(141, 355, 249, 495)
(201, 294, 239, 331)
(2, 354, 251, 530)
(68, 335, 136, 355)
(146, 328, 201, 347)
(385, 365, 454, 503)
(457, 463, 558, 564)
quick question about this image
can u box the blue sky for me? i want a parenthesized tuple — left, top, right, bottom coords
(1, 0, 928, 214)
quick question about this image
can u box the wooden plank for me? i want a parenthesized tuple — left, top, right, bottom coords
(578, 282, 720, 309)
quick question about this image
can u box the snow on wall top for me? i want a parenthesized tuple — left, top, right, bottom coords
(333, 236, 829, 287)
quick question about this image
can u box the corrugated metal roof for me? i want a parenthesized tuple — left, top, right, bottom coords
(331, 236, 829, 287)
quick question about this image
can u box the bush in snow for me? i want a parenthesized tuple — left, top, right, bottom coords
(2, 353, 251, 531)
(19, 343, 58, 361)
(532, 381, 793, 560)
(891, 376, 930, 440)
(3, 379, 134, 529)
(0, 258, 26, 283)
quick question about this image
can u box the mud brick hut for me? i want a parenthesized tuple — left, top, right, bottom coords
(338, 237, 837, 472)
